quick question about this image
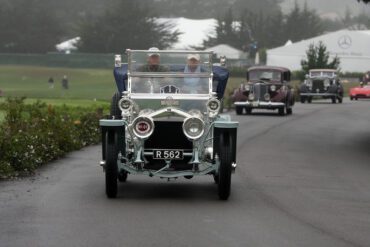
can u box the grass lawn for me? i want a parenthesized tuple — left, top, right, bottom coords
(0, 65, 116, 101)
(0, 65, 358, 108)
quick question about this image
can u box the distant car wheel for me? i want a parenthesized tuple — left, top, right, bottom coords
(278, 107, 285, 116)
(286, 107, 293, 115)
(110, 92, 122, 119)
(217, 132, 233, 200)
(118, 170, 128, 182)
(213, 173, 219, 184)
(331, 96, 336, 104)
(307, 97, 312, 103)
(300, 96, 306, 103)
(105, 131, 118, 198)
(350, 97, 353, 101)
(235, 106, 243, 115)
(337, 96, 343, 103)
(355, 97, 358, 100)
(245, 108, 252, 115)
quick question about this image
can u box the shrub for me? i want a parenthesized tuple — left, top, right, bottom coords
(0, 98, 105, 178)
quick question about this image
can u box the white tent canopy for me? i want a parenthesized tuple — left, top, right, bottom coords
(157, 18, 217, 50)
(205, 44, 246, 59)
(267, 30, 370, 72)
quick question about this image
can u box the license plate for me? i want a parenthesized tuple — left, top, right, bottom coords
(153, 150, 184, 160)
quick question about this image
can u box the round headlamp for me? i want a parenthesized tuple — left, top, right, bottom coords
(270, 85, 276, 92)
(306, 79, 313, 87)
(248, 94, 255, 101)
(245, 84, 251, 91)
(132, 116, 154, 139)
(118, 98, 133, 111)
(207, 99, 220, 117)
(183, 117, 205, 140)
(264, 93, 271, 101)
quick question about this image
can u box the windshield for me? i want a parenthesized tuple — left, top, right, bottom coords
(127, 50, 213, 95)
(310, 71, 336, 78)
(249, 70, 281, 81)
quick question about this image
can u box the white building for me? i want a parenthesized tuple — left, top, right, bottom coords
(267, 30, 370, 72)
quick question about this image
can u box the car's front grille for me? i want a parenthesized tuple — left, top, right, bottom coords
(252, 83, 269, 101)
(144, 120, 192, 150)
(312, 80, 325, 93)
(144, 120, 193, 169)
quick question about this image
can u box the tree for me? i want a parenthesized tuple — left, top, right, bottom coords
(202, 8, 241, 49)
(0, 0, 64, 53)
(284, 1, 323, 42)
(78, 0, 180, 53)
(301, 41, 340, 75)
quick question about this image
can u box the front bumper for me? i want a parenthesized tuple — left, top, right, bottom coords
(234, 101, 285, 109)
(300, 93, 337, 97)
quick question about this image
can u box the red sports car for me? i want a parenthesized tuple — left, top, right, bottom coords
(349, 84, 370, 100)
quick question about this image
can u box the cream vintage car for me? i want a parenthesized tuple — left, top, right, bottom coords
(99, 49, 238, 200)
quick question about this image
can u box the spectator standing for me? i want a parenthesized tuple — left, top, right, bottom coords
(62, 75, 69, 90)
(48, 77, 54, 89)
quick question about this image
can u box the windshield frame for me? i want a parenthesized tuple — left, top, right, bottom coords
(126, 50, 214, 97)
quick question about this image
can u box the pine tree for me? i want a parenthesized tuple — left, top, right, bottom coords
(301, 41, 340, 74)
(78, 0, 180, 53)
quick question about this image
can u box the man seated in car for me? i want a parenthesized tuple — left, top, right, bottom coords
(184, 54, 202, 93)
(137, 47, 169, 72)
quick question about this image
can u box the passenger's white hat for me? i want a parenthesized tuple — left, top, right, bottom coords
(187, 54, 200, 61)
(148, 47, 160, 57)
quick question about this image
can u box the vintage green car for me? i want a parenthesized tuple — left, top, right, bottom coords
(99, 49, 238, 200)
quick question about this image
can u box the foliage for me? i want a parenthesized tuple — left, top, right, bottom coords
(0, 0, 63, 53)
(78, 0, 180, 53)
(300, 41, 340, 75)
(0, 98, 104, 178)
(203, 3, 323, 53)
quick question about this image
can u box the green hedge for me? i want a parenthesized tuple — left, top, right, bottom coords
(0, 98, 105, 178)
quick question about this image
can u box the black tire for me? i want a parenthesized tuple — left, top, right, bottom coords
(350, 97, 353, 101)
(331, 96, 336, 104)
(217, 132, 233, 200)
(105, 131, 118, 198)
(278, 107, 285, 116)
(245, 108, 252, 115)
(307, 97, 312, 103)
(300, 96, 306, 103)
(286, 107, 293, 115)
(235, 106, 243, 115)
(355, 97, 358, 101)
(110, 92, 122, 119)
(337, 96, 343, 104)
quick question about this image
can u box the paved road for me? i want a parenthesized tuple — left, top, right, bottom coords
(1, 99, 370, 247)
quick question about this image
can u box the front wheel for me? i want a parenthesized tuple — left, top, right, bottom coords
(286, 107, 293, 115)
(300, 96, 306, 103)
(331, 96, 336, 104)
(235, 106, 243, 115)
(337, 96, 343, 103)
(105, 131, 118, 198)
(217, 133, 233, 200)
(278, 107, 285, 116)
(307, 97, 312, 103)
